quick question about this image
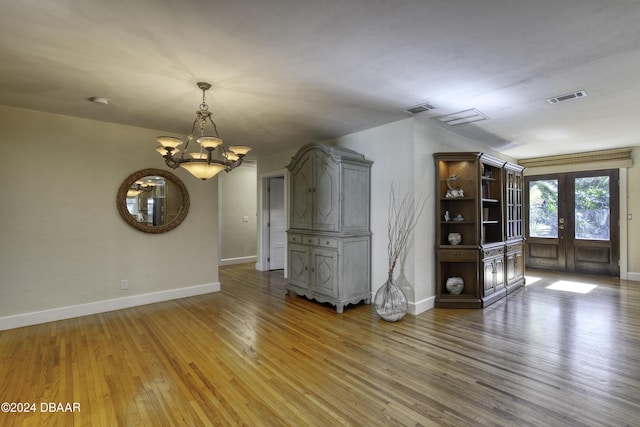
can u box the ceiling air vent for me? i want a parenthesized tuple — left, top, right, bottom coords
(432, 108, 488, 126)
(547, 90, 588, 104)
(404, 102, 436, 114)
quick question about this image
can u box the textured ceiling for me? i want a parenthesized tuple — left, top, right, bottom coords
(2, 0, 640, 159)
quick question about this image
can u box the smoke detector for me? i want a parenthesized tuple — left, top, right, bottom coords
(546, 90, 587, 104)
(88, 96, 109, 105)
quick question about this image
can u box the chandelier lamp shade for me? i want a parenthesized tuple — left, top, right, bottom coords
(155, 82, 251, 180)
(126, 179, 156, 197)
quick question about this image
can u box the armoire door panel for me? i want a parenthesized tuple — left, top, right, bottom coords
(290, 156, 312, 230)
(313, 156, 339, 231)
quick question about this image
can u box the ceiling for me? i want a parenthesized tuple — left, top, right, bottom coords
(2, 0, 640, 160)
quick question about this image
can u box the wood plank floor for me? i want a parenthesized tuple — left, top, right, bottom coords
(1, 265, 639, 426)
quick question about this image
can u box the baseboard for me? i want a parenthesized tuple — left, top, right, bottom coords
(0, 282, 220, 331)
(219, 256, 257, 266)
(255, 262, 266, 271)
(369, 292, 435, 317)
(627, 272, 640, 282)
(408, 296, 436, 316)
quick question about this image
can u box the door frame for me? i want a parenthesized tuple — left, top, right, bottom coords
(524, 167, 630, 279)
(257, 169, 288, 274)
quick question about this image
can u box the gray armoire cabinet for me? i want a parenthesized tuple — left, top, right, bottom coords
(286, 143, 372, 313)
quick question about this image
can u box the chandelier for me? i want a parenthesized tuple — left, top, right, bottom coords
(126, 179, 155, 197)
(155, 82, 251, 180)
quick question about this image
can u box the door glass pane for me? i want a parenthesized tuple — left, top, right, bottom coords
(529, 180, 558, 237)
(575, 176, 610, 240)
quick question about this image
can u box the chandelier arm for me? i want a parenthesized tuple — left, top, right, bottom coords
(164, 155, 180, 169)
(225, 157, 244, 172)
(220, 145, 244, 169)
(207, 115, 221, 138)
(163, 149, 181, 169)
(182, 116, 201, 152)
(186, 158, 225, 166)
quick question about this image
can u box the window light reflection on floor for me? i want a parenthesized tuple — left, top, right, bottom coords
(525, 276, 541, 286)
(546, 280, 597, 294)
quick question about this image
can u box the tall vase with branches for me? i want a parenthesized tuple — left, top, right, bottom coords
(374, 184, 426, 322)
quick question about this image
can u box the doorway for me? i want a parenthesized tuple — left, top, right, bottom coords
(525, 169, 619, 276)
(266, 176, 285, 271)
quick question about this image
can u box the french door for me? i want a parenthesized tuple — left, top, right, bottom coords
(525, 169, 619, 276)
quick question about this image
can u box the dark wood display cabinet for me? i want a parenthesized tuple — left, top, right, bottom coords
(434, 152, 525, 308)
(504, 162, 526, 293)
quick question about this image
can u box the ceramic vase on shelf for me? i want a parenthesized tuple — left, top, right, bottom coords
(448, 232, 462, 245)
(446, 277, 464, 294)
(374, 272, 408, 322)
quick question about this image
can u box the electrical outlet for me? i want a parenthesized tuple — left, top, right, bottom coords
(121, 279, 128, 290)
(243, 215, 249, 223)
(628, 214, 633, 220)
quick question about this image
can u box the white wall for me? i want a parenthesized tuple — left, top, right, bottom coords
(218, 162, 257, 265)
(331, 118, 417, 304)
(334, 117, 505, 314)
(0, 106, 220, 329)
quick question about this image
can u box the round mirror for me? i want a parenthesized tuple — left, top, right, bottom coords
(117, 168, 190, 233)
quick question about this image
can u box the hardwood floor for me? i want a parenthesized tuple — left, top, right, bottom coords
(1, 264, 639, 426)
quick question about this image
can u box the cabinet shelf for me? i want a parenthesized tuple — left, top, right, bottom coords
(482, 198, 499, 203)
(441, 292, 476, 298)
(440, 197, 475, 201)
(440, 178, 474, 182)
(438, 244, 478, 249)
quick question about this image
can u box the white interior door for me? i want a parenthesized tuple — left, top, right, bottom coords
(268, 177, 285, 270)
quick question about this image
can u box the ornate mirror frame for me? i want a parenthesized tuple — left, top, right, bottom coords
(117, 168, 190, 234)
